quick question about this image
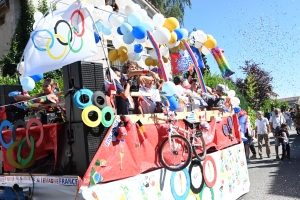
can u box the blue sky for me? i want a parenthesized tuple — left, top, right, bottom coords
(184, 0, 300, 98)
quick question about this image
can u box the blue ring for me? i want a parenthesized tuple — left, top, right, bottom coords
(31, 30, 54, 52)
(0, 120, 14, 149)
(170, 168, 190, 200)
(73, 89, 93, 109)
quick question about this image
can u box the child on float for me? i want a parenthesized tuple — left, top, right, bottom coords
(277, 123, 291, 160)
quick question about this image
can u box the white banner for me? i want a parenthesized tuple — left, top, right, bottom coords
(80, 143, 250, 200)
(23, 2, 98, 77)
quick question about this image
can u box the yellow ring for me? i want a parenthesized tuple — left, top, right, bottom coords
(187, 190, 200, 200)
(82, 105, 102, 127)
(46, 34, 67, 60)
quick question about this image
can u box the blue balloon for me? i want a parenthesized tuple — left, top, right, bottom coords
(21, 77, 35, 91)
(30, 73, 43, 82)
(94, 32, 101, 43)
(102, 27, 112, 35)
(167, 95, 178, 111)
(95, 21, 103, 32)
(117, 27, 123, 35)
(174, 28, 184, 40)
(134, 44, 143, 53)
(135, 53, 141, 61)
(162, 81, 176, 96)
(128, 13, 142, 26)
(141, 21, 154, 32)
(123, 33, 135, 44)
(120, 23, 133, 35)
(132, 26, 146, 39)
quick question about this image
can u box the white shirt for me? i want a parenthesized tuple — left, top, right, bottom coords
(269, 114, 286, 129)
(255, 118, 269, 134)
(283, 112, 290, 120)
(139, 86, 161, 114)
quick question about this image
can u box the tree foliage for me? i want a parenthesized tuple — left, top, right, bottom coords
(149, 0, 192, 25)
(235, 60, 275, 110)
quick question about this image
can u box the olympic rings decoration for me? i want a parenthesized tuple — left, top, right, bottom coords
(31, 9, 85, 60)
(0, 118, 45, 169)
(203, 155, 217, 188)
(82, 105, 102, 128)
(74, 89, 93, 109)
(170, 168, 191, 200)
(199, 183, 214, 200)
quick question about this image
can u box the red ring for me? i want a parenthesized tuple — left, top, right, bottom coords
(26, 118, 44, 148)
(203, 155, 217, 188)
(70, 10, 85, 37)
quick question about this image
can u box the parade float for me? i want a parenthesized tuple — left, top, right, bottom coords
(0, 0, 250, 199)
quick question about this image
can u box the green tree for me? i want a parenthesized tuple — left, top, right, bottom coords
(0, 0, 35, 76)
(149, 0, 192, 25)
(244, 73, 258, 109)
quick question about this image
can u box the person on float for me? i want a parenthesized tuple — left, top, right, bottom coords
(173, 76, 191, 112)
(205, 84, 227, 112)
(255, 111, 271, 159)
(14, 79, 59, 103)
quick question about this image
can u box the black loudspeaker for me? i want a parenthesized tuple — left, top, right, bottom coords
(57, 122, 108, 177)
(62, 61, 105, 122)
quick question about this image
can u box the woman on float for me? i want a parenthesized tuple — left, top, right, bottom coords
(14, 79, 59, 103)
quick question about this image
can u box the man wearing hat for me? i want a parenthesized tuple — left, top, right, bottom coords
(207, 84, 226, 111)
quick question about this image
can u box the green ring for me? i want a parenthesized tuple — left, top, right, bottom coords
(200, 182, 214, 200)
(101, 106, 115, 127)
(17, 136, 35, 166)
(68, 27, 83, 53)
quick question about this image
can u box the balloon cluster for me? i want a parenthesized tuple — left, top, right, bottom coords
(188, 30, 217, 56)
(17, 62, 43, 92)
(227, 89, 241, 107)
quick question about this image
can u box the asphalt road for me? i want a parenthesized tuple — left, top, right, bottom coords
(238, 130, 300, 200)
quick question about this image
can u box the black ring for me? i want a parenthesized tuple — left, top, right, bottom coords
(92, 91, 107, 109)
(13, 120, 27, 149)
(189, 159, 204, 194)
(54, 20, 72, 46)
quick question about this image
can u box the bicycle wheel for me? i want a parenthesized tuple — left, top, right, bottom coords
(192, 135, 207, 161)
(159, 135, 192, 171)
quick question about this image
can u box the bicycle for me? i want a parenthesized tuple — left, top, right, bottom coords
(158, 109, 207, 171)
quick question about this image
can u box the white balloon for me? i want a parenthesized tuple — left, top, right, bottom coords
(201, 46, 211, 55)
(112, 35, 123, 49)
(152, 13, 165, 27)
(109, 14, 124, 27)
(153, 27, 171, 44)
(34, 12, 43, 22)
(231, 97, 240, 106)
(227, 90, 236, 98)
(125, 4, 137, 16)
(195, 41, 202, 48)
(102, 12, 110, 21)
(125, 43, 134, 53)
(135, 37, 147, 43)
(128, 52, 136, 61)
(119, 7, 125, 14)
(102, 20, 113, 29)
(149, 50, 158, 60)
(194, 30, 207, 43)
(166, 40, 180, 48)
(104, 5, 113, 12)
(134, 3, 141, 11)
(137, 9, 148, 21)
(160, 46, 169, 56)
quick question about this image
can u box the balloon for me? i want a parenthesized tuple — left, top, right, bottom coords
(152, 14, 165, 27)
(30, 73, 43, 82)
(201, 46, 211, 55)
(163, 56, 168, 63)
(211, 47, 235, 78)
(120, 23, 133, 35)
(119, 54, 128, 63)
(204, 35, 217, 48)
(109, 14, 124, 27)
(135, 53, 141, 61)
(128, 13, 142, 26)
(141, 21, 154, 32)
(163, 17, 179, 32)
(102, 26, 112, 35)
(128, 52, 136, 61)
(231, 97, 240, 106)
(179, 42, 186, 50)
(95, 21, 103, 32)
(149, 50, 158, 60)
(102, 20, 113, 29)
(181, 28, 189, 39)
(160, 46, 169, 56)
(134, 3, 141, 11)
(168, 31, 177, 44)
(125, 43, 134, 53)
(108, 50, 119, 61)
(123, 33, 135, 44)
(94, 32, 100, 43)
(194, 30, 207, 43)
(153, 27, 171, 44)
(125, 4, 137, 16)
(145, 58, 153, 66)
(152, 59, 158, 66)
(21, 77, 35, 91)
(135, 37, 147, 43)
(137, 9, 148, 21)
(134, 43, 143, 53)
(112, 35, 123, 49)
(117, 27, 123, 35)
(167, 95, 178, 111)
(162, 81, 176, 96)
(132, 25, 146, 39)
(227, 90, 236, 98)
(118, 46, 128, 56)
(174, 28, 184, 40)
(194, 41, 202, 48)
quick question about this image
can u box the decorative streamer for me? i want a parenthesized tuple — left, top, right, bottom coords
(182, 41, 207, 93)
(146, 30, 168, 82)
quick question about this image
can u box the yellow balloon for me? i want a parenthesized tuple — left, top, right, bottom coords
(108, 50, 119, 62)
(179, 41, 186, 50)
(145, 58, 153, 66)
(118, 46, 128, 56)
(119, 54, 128, 63)
(168, 31, 177, 44)
(163, 56, 168, 63)
(204, 37, 217, 49)
(152, 59, 158, 66)
(163, 17, 179, 32)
